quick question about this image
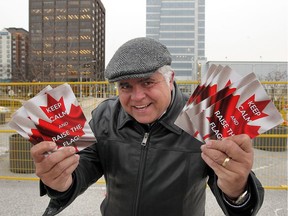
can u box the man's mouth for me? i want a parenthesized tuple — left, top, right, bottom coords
(133, 103, 151, 110)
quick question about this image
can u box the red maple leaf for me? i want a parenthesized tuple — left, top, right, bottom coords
(194, 83, 218, 104)
(29, 128, 44, 144)
(208, 85, 236, 106)
(225, 80, 232, 87)
(230, 94, 270, 138)
(202, 93, 270, 140)
(35, 94, 87, 151)
(235, 95, 270, 121)
(188, 80, 231, 106)
(186, 84, 205, 105)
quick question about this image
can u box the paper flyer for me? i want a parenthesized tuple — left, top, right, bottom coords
(175, 65, 284, 143)
(191, 79, 283, 141)
(9, 83, 96, 152)
(186, 73, 257, 117)
(175, 65, 240, 129)
(183, 73, 256, 136)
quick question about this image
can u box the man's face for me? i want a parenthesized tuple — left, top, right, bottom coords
(118, 72, 174, 124)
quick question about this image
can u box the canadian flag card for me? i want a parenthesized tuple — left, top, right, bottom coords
(175, 65, 245, 136)
(175, 65, 284, 143)
(9, 83, 96, 152)
(191, 79, 283, 141)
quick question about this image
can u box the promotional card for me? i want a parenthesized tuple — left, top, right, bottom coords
(176, 73, 257, 138)
(191, 79, 283, 141)
(9, 83, 96, 152)
(175, 65, 284, 143)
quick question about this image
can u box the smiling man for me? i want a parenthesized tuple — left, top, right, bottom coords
(31, 37, 264, 216)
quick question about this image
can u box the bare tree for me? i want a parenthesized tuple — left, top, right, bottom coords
(262, 70, 287, 110)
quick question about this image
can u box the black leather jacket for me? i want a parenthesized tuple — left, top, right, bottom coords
(42, 83, 264, 216)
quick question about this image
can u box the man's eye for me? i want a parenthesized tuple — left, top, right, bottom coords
(143, 81, 155, 87)
(119, 84, 131, 90)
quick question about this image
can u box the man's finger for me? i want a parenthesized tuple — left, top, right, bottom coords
(31, 141, 57, 163)
(40, 154, 79, 181)
(205, 134, 252, 154)
(223, 134, 253, 153)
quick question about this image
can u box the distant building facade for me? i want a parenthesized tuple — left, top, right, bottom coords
(146, 0, 205, 80)
(0, 28, 29, 82)
(29, 0, 105, 82)
(7, 28, 29, 82)
(0, 29, 12, 82)
(205, 61, 287, 81)
(205, 61, 287, 103)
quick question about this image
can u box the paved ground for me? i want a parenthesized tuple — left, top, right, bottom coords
(0, 179, 287, 216)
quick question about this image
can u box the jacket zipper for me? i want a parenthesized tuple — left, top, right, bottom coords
(141, 132, 149, 146)
(133, 132, 149, 216)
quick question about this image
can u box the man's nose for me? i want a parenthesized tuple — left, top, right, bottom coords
(131, 85, 145, 100)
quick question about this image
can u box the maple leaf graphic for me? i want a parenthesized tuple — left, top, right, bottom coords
(194, 80, 232, 105)
(208, 85, 236, 106)
(35, 94, 87, 151)
(225, 80, 232, 87)
(30, 128, 44, 144)
(186, 84, 205, 105)
(236, 95, 270, 121)
(187, 80, 232, 107)
(202, 93, 270, 140)
(231, 94, 270, 138)
(194, 84, 218, 104)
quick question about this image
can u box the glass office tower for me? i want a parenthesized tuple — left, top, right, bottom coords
(29, 0, 105, 82)
(146, 0, 205, 80)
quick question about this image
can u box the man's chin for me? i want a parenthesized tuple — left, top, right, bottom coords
(134, 116, 156, 124)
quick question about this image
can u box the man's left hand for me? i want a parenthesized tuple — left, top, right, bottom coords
(200, 134, 253, 199)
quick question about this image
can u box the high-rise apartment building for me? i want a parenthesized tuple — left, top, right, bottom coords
(29, 0, 105, 82)
(0, 28, 29, 82)
(7, 28, 30, 82)
(146, 0, 205, 80)
(0, 29, 12, 82)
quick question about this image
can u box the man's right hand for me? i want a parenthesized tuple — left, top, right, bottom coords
(30, 141, 80, 192)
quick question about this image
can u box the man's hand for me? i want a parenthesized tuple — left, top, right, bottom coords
(30, 141, 80, 192)
(201, 134, 253, 198)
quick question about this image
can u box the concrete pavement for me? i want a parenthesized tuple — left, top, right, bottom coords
(0, 179, 287, 216)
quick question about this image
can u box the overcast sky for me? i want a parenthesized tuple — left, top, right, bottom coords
(0, 0, 287, 64)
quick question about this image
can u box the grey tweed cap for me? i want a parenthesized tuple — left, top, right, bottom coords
(105, 37, 172, 82)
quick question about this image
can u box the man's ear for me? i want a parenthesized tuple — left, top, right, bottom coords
(170, 71, 175, 89)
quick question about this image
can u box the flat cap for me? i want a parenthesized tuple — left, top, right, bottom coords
(105, 37, 172, 82)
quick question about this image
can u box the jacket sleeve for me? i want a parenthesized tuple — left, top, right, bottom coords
(208, 169, 264, 216)
(40, 145, 104, 216)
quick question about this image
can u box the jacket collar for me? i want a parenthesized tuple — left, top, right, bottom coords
(117, 82, 186, 135)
